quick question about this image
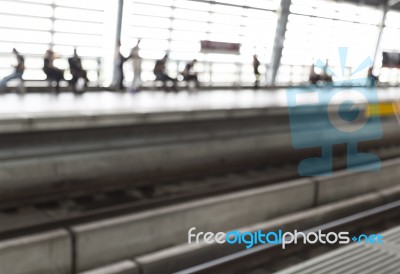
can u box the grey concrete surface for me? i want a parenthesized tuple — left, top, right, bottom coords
(78, 261, 139, 274)
(71, 179, 314, 271)
(0, 229, 71, 274)
(275, 225, 400, 274)
(0, 132, 291, 199)
(134, 192, 383, 274)
(0, 113, 399, 202)
(316, 158, 400, 205)
(0, 107, 280, 134)
(2, 162, 400, 273)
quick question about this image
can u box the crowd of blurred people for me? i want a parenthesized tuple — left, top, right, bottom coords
(308, 60, 378, 87)
(0, 42, 381, 94)
(308, 60, 333, 85)
(0, 47, 89, 93)
(0, 41, 267, 94)
(112, 40, 202, 93)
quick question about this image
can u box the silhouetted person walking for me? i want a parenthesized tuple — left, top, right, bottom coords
(182, 59, 199, 88)
(43, 50, 64, 93)
(309, 63, 320, 85)
(367, 67, 378, 87)
(130, 39, 142, 92)
(0, 48, 25, 92)
(68, 48, 89, 93)
(253, 54, 260, 88)
(321, 59, 333, 84)
(154, 54, 177, 91)
(113, 41, 128, 90)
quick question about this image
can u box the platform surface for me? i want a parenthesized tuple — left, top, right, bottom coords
(0, 87, 399, 118)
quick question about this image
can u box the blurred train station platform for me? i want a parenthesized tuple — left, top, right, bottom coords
(2, 1, 400, 274)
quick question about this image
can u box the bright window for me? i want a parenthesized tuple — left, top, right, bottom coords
(277, 0, 381, 85)
(0, 0, 108, 81)
(121, 0, 278, 85)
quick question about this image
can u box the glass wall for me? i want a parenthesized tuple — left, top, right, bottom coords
(0, 0, 398, 87)
(121, 0, 279, 85)
(0, 0, 109, 82)
(278, 0, 381, 85)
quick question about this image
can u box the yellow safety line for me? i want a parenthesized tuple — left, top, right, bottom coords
(366, 102, 398, 117)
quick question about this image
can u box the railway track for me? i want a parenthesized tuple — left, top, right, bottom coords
(1, 141, 400, 240)
(175, 200, 400, 274)
(0, 103, 399, 203)
(2, 104, 400, 273)
(0, 146, 400, 273)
